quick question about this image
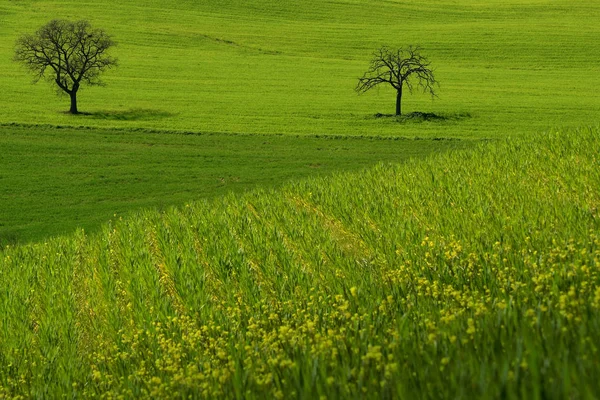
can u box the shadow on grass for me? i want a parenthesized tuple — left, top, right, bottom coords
(81, 109, 176, 121)
(374, 111, 472, 123)
(0, 232, 20, 248)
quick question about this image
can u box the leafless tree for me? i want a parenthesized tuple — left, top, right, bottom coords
(356, 46, 438, 116)
(14, 20, 118, 114)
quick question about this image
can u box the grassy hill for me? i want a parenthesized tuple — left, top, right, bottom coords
(1, 0, 598, 244)
(1, 1, 599, 397)
(1, 127, 599, 398)
(1, 0, 599, 137)
(0, 124, 465, 245)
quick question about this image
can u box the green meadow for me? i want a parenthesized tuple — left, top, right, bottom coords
(0, 0, 599, 398)
(1, 0, 599, 137)
(0, 124, 465, 245)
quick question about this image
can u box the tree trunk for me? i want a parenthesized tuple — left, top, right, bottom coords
(395, 88, 402, 116)
(69, 92, 78, 114)
(69, 91, 78, 114)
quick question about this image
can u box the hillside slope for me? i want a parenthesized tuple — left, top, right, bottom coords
(1, 0, 599, 136)
(1, 127, 599, 398)
(0, 124, 465, 245)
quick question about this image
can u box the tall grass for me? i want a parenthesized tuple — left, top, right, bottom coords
(1, 127, 599, 398)
(0, 124, 465, 245)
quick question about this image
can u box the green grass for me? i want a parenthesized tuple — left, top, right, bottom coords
(1, 0, 598, 137)
(1, 0, 596, 243)
(1, 0, 596, 244)
(1, 127, 598, 398)
(0, 1, 599, 396)
(0, 124, 467, 245)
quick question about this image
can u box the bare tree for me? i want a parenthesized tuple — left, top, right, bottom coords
(14, 20, 117, 114)
(356, 45, 438, 116)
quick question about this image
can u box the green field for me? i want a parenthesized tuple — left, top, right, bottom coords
(1, 0, 599, 137)
(0, 124, 465, 245)
(0, 0, 599, 398)
(1, 128, 599, 398)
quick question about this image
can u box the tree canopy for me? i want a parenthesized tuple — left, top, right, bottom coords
(356, 46, 438, 116)
(14, 19, 118, 114)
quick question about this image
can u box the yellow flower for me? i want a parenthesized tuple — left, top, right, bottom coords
(466, 318, 476, 335)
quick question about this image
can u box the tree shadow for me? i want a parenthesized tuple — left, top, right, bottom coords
(82, 109, 176, 121)
(374, 111, 472, 123)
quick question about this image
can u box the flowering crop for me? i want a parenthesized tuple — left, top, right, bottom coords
(1, 128, 599, 398)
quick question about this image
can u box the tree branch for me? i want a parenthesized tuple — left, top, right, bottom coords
(356, 45, 438, 114)
(14, 19, 118, 101)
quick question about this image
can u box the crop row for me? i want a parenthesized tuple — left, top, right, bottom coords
(1, 127, 599, 398)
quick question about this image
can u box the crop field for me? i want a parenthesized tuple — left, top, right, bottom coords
(1, 128, 599, 398)
(0, 124, 465, 245)
(1, 0, 599, 398)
